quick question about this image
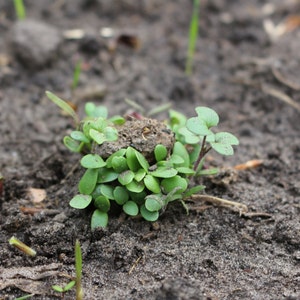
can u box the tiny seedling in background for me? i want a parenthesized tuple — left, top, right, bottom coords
(72, 60, 82, 90)
(185, 0, 200, 75)
(13, 0, 26, 20)
(14, 295, 34, 300)
(47, 92, 239, 228)
(9, 236, 36, 257)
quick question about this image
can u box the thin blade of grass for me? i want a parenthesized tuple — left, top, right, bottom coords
(72, 61, 82, 90)
(75, 239, 83, 300)
(13, 0, 26, 20)
(46, 91, 79, 125)
(185, 0, 200, 75)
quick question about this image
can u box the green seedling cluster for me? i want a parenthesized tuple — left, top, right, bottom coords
(47, 92, 239, 228)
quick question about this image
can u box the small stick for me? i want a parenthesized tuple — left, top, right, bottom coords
(128, 256, 142, 275)
(189, 195, 248, 214)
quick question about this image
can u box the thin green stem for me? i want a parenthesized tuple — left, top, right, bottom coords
(185, 0, 200, 75)
(193, 136, 211, 172)
(13, 0, 26, 20)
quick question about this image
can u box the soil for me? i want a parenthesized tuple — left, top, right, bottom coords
(0, 1, 300, 299)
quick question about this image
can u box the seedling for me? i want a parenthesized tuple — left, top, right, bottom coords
(185, 0, 200, 75)
(52, 239, 83, 300)
(72, 61, 82, 90)
(9, 236, 36, 257)
(47, 92, 239, 228)
(15, 295, 34, 300)
(13, 0, 26, 20)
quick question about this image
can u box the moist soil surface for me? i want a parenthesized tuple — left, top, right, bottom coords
(0, 1, 300, 299)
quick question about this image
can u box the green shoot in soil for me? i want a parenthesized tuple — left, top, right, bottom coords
(48, 92, 239, 228)
(13, 0, 26, 20)
(72, 61, 82, 90)
(52, 239, 83, 299)
(14, 295, 34, 300)
(9, 236, 36, 257)
(185, 0, 200, 75)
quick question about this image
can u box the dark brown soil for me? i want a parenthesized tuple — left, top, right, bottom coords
(1, 1, 300, 299)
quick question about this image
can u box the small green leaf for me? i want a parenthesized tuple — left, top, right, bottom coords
(70, 194, 92, 209)
(178, 127, 200, 144)
(172, 142, 190, 167)
(186, 117, 212, 136)
(210, 143, 234, 156)
(134, 169, 146, 182)
(169, 154, 184, 165)
(129, 191, 147, 204)
(70, 131, 90, 143)
(169, 109, 187, 127)
(112, 156, 128, 173)
(46, 91, 79, 124)
(97, 168, 118, 183)
(94, 195, 110, 212)
(63, 280, 76, 292)
(104, 126, 118, 141)
(183, 185, 206, 198)
(144, 175, 161, 193)
(195, 106, 219, 128)
(91, 209, 108, 229)
(140, 205, 159, 222)
(106, 149, 127, 167)
(161, 175, 188, 194)
(113, 186, 129, 205)
(85, 103, 108, 118)
(215, 132, 239, 145)
(126, 147, 140, 171)
(135, 150, 149, 171)
(81, 154, 106, 168)
(154, 144, 168, 162)
(109, 115, 126, 125)
(63, 136, 81, 152)
(99, 184, 114, 199)
(197, 168, 219, 176)
(126, 180, 145, 193)
(150, 167, 178, 178)
(89, 129, 106, 144)
(123, 201, 139, 216)
(78, 168, 98, 194)
(176, 167, 195, 175)
(85, 102, 96, 117)
(145, 195, 164, 212)
(118, 170, 135, 185)
(52, 285, 64, 293)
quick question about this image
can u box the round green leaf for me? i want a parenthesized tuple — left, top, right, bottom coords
(113, 186, 129, 205)
(63, 136, 81, 152)
(70, 194, 92, 209)
(106, 149, 127, 167)
(89, 129, 106, 144)
(195, 106, 219, 128)
(85, 102, 96, 117)
(94, 195, 110, 212)
(78, 168, 98, 194)
(178, 127, 200, 144)
(140, 205, 159, 222)
(186, 117, 212, 136)
(91, 209, 108, 229)
(145, 195, 163, 212)
(81, 154, 106, 168)
(215, 132, 239, 145)
(118, 170, 135, 185)
(210, 142, 234, 156)
(123, 201, 139, 216)
(99, 184, 114, 199)
(150, 167, 177, 178)
(154, 144, 168, 162)
(161, 175, 188, 194)
(126, 180, 145, 193)
(134, 169, 146, 182)
(109, 115, 126, 125)
(112, 156, 128, 173)
(70, 131, 90, 143)
(97, 168, 118, 183)
(104, 126, 118, 141)
(172, 142, 190, 167)
(144, 175, 161, 193)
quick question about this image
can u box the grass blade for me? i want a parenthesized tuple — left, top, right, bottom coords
(13, 0, 26, 20)
(185, 0, 200, 75)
